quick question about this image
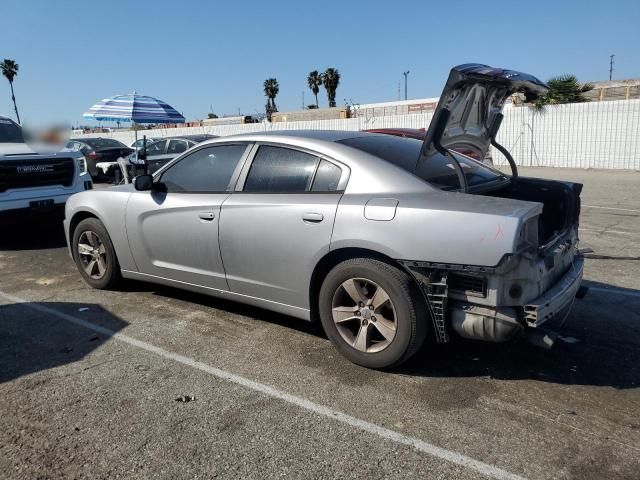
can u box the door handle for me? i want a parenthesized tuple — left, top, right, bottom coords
(302, 212, 324, 223)
(198, 211, 215, 221)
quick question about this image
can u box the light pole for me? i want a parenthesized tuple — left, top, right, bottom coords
(403, 70, 410, 100)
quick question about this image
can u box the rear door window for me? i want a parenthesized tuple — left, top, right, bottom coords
(311, 160, 342, 191)
(167, 140, 189, 155)
(160, 144, 247, 193)
(243, 146, 319, 193)
(146, 140, 167, 156)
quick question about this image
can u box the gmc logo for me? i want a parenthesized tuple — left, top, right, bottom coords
(17, 165, 55, 174)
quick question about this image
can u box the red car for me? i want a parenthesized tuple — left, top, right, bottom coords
(362, 128, 492, 164)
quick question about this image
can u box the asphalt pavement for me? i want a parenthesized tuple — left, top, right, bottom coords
(1, 167, 639, 479)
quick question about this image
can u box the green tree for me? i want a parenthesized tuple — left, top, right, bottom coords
(263, 78, 279, 121)
(322, 68, 340, 108)
(1, 59, 21, 123)
(533, 74, 594, 111)
(307, 70, 322, 108)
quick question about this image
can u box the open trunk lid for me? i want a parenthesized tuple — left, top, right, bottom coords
(420, 64, 548, 162)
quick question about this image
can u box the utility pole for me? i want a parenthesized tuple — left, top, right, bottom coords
(609, 54, 615, 81)
(403, 71, 410, 100)
(397, 82, 401, 101)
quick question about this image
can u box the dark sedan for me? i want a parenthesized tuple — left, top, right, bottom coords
(67, 138, 134, 178)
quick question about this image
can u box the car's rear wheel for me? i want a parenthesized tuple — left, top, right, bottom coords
(72, 217, 121, 290)
(318, 258, 427, 369)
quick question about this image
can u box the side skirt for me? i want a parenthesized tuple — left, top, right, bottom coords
(120, 270, 312, 321)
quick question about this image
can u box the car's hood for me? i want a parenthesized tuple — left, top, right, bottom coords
(421, 64, 548, 161)
(0, 142, 41, 156)
(0, 142, 75, 158)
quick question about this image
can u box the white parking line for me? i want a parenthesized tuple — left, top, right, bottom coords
(582, 205, 640, 214)
(0, 289, 525, 480)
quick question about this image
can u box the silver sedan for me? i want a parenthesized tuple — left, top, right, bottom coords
(64, 65, 585, 368)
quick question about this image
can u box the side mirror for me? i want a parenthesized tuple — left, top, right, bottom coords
(134, 174, 153, 191)
(137, 149, 147, 161)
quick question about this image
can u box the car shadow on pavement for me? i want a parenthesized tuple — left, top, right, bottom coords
(0, 217, 67, 251)
(0, 302, 128, 384)
(152, 280, 640, 389)
(404, 280, 640, 389)
(150, 286, 326, 338)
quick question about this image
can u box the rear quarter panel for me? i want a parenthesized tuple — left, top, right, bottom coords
(331, 190, 542, 267)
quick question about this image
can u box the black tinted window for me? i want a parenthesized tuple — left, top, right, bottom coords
(338, 135, 500, 189)
(0, 118, 24, 143)
(160, 144, 246, 192)
(244, 146, 319, 192)
(312, 160, 342, 191)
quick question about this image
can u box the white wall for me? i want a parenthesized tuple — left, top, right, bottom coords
(74, 99, 640, 170)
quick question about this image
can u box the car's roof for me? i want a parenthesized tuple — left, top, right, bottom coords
(363, 128, 425, 135)
(244, 129, 368, 142)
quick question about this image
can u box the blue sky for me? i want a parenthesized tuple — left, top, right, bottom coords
(2, 0, 639, 125)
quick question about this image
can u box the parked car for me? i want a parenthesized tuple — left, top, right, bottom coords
(66, 138, 134, 179)
(133, 134, 218, 174)
(64, 64, 585, 369)
(363, 128, 493, 164)
(1, 116, 92, 220)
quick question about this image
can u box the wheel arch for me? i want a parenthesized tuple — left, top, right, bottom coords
(68, 210, 101, 241)
(309, 247, 408, 322)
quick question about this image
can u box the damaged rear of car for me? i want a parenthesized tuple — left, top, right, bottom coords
(339, 64, 586, 350)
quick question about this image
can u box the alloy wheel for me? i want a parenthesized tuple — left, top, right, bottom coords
(331, 278, 397, 353)
(77, 230, 108, 280)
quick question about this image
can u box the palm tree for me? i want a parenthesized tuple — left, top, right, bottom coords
(1, 59, 21, 123)
(322, 68, 340, 108)
(263, 78, 279, 121)
(307, 70, 322, 108)
(533, 74, 593, 111)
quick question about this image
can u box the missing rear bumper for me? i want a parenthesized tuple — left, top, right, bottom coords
(523, 256, 584, 327)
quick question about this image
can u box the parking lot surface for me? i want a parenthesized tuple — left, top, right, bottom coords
(1, 167, 639, 479)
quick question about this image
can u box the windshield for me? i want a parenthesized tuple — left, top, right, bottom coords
(0, 118, 25, 143)
(338, 135, 503, 189)
(81, 138, 127, 150)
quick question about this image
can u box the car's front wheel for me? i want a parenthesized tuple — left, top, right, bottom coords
(72, 217, 121, 290)
(318, 258, 427, 369)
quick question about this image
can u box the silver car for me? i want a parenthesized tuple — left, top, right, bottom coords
(64, 64, 585, 369)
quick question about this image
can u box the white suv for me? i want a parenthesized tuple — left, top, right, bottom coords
(0, 117, 92, 219)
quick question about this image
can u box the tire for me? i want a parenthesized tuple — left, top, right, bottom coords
(318, 258, 427, 369)
(72, 217, 122, 290)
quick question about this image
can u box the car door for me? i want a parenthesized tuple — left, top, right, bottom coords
(126, 143, 252, 290)
(219, 144, 348, 309)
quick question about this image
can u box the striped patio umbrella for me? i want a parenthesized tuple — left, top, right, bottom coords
(83, 92, 185, 125)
